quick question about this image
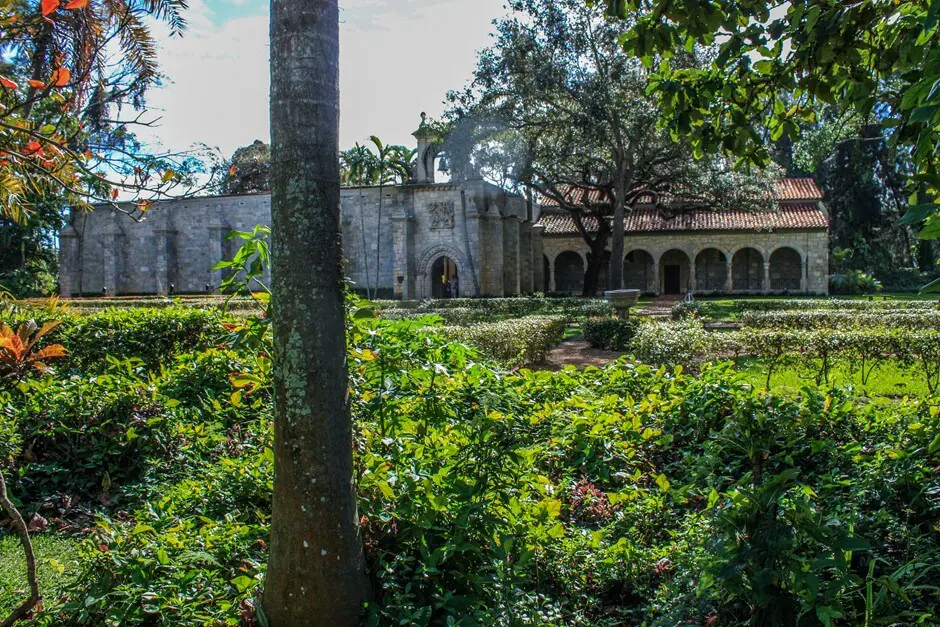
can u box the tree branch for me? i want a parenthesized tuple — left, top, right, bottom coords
(0, 471, 40, 627)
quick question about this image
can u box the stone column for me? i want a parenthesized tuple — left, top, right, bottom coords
(391, 212, 416, 300)
(484, 211, 504, 296)
(207, 224, 226, 292)
(763, 261, 772, 293)
(652, 262, 660, 295)
(532, 225, 545, 293)
(800, 255, 808, 293)
(102, 229, 125, 295)
(689, 260, 697, 295)
(548, 254, 557, 293)
(461, 191, 484, 298)
(502, 215, 521, 296)
(59, 225, 78, 297)
(519, 222, 534, 294)
(154, 228, 176, 295)
(725, 259, 734, 293)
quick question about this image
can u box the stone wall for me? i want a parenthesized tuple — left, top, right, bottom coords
(59, 182, 544, 299)
(542, 228, 830, 295)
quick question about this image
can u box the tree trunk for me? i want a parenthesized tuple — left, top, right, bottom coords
(609, 176, 626, 292)
(264, 0, 371, 624)
(582, 226, 610, 297)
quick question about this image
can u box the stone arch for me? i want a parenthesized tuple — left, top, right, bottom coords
(732, 247, 764, 292)
(624, 249, 655, 293)
(658, 249, 692, 295)
(695, 248, 729, 292)
(554, 250, 585, 295)
(769, 247, 803, 291)
(417, 245, 471, 299)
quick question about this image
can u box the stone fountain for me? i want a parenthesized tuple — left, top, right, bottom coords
(604, 289, 642, 318)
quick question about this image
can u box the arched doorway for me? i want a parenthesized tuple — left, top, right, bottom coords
(554, 251, 584, 295)
(431, 256, 459, 299)
(695, 248, 728, 292)
(659, 249, 691, 295)
(732, 248, 764, 292)
(624, 250, 654, 293)
(770, 247, 802, 291)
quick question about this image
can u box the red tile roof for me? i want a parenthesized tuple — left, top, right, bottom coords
(775, 178, 823, 201)
(535, 178, 827, 235)
(539, 179, 824, 209)
(538, 203, 828, 235)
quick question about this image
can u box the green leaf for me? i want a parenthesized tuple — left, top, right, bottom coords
(899, 204, 937, 226)
(231, 575, 256, 593)
(655, 474, 671, 492)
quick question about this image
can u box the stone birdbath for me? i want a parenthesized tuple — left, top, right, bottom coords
(604, 289, 642, 319)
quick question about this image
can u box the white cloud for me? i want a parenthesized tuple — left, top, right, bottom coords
(138, 0, 506, 160)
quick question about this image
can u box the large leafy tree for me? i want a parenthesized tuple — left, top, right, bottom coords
(263, 0, 371, 622)
(597, 0, 940, 279)
(0, 0, 206, 225)
(448, 0, 775, 295)
(221, 140, 271, 196)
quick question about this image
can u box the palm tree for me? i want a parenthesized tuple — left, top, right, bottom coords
(341, 144, 378, 298)
(368, 136, 398, 298)
(264, 0, 370, 623)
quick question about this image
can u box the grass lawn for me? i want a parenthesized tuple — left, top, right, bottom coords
(0, 532, 85, 617)
(733, 356, 932, 400)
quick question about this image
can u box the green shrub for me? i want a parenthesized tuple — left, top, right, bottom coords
(630, 319, 713, 368)
(0, 258, 58, 298)
(444, 316, 567, 366)
(671, 300, 703, 320)
(830, 269, 884, 294)
(583, 317, 639, 350)
(0, 307, 228, 372)
(741, 309, 940, 330)
(10, 371, 174, 504)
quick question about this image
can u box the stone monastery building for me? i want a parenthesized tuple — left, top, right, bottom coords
(59, 130, 830, 298)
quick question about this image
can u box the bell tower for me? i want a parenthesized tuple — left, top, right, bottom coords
(412, 113, 441, 184)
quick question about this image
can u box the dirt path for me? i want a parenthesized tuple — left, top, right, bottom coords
(636, 295, 682, 318)
(540, 338, 624, 371)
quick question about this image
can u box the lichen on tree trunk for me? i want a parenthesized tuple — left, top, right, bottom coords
(263, 0, 371, 623)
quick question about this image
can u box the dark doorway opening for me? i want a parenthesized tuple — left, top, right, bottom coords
(664, 265, 681, 294)
(431, 256, 459, 299)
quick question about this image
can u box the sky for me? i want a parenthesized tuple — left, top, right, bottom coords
(138, 0, 507, 160)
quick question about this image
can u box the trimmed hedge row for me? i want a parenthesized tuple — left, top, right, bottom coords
(740, 309, 940, 330)
(723, 327, 940, 391)
(1, 307, 227, 371)
(734, 298, 940, 312)
(443, 316, 567, 366)
(374, 297, 615, 320)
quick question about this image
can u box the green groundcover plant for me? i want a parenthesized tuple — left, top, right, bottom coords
(0, 302, 937, 626)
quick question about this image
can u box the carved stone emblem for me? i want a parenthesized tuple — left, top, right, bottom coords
(428, 201, 455, 230)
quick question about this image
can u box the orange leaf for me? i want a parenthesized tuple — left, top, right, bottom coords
(0, 76, 18, 90)
(27, 79, 45, 89)
(51, 67, 70, 87)
(228, 164, 237, 177)
(24, 141, 44, 157)
(41, 0, 58, 16)
(64, 0, 87, 8)
(111, 188, 119, 200)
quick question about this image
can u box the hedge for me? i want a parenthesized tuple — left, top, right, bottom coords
(734, 298, 940, 312)
(374, 297, 614, 320)
(1, 307, 227, 372)
(740, 309, 940, 330)
(443, 316, 567, 366)
(583, 318, 639, 350)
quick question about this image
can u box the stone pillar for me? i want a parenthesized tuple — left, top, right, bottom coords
(59, 225, 78, 297)
(725, 259, 734, 293)
(548, 255, 557, 293)
(652, 262, 660, 295)
(502, 216, 521, 296)
(800, 256, 808, 293)
(484, 211, 504, 296)
(102, 229, 125, 295)
(154, 228, 176, 295)
(519, 222, 534, 294)
(461, 191, 484, 298)
(391, 212, 416, 300)
(532, 225, 545, 293)
(689, 260, 696, 295)
(763, 261, 772, 293)
(207, 224, 226, 292)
